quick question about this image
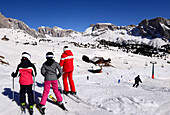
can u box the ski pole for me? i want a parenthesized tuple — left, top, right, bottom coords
(33, 76, 36, 103)
(12, 77, 14, 101)
(58, 80, 67, 104)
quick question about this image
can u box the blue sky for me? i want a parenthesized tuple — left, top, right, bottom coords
(0, 0, 170, 32)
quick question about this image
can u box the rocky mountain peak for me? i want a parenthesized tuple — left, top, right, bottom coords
(38, 26, 74, 37)
(136, 17, 170, 40)
(0, 12, 11, 28)
(91, 23, 137, 32)
(0, 13, 45, 38)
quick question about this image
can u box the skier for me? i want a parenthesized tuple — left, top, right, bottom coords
(11, 52, 37, 114)
(133, 75, 142, 88)
(59, 46, 76, 95)
(37, 52, 66, 113)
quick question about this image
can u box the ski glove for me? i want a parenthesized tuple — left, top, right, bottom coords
(57, 74, 61, 79)
(11, 72, 16, 78)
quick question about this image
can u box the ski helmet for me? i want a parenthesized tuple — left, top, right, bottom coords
(46, 52, 54, 58)
(63, 46, 69, 52)
(22, 52, 31, 60)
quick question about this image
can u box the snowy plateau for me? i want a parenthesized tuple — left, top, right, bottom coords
(0, 27, 170, 115)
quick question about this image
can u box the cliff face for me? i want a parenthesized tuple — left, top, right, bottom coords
(133, 17, 170, 41)
(38, 26, 74, 37)
(91, 18, 170, 41)
(0, 13, 45, 38)
(0, 12, 77, 38)
(0, 12, 11, 28)
(92, 23, 137, 31)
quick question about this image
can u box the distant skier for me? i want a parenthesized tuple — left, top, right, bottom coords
(133, 75, 142, 88)
(11, 52, 37, 114)
(118, 75, 123, 83)
(59, 46, 76, 95)
(37, 52, 66, 113)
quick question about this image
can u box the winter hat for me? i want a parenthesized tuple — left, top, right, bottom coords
(46, 52, 54, 58)
(22, 52, 31, 60)
(63, 46, 70, 52)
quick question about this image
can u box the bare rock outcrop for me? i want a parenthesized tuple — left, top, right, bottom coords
(0, 12, 45, 38)
(134, 17, 170, 40)
(38, 26, 74, 37)
(0, 12, 11, 28)
(92, 23, 137, 32)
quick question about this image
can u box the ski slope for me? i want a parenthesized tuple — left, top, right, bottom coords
(0, 28, 170, 115)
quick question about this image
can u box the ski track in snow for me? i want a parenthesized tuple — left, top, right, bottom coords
(155, 100, 170, 115)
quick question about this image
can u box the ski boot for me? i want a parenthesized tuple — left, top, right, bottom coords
(63, 90, 69, 95)
(21, 103, 26, 113)
(70, 91, 77, 95)
(36, 103, 45, 115)
(29, 105, 34, 115)
(57, 102, 68, 111)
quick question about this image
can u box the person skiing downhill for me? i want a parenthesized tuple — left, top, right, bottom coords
(133, 75, 142, 88)
(11, 52, 37, 114)
(59, 46, 76, 95)
(37, 52, 66, 113)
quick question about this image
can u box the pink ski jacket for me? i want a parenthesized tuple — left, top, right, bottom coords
(14, 58, 37, 85)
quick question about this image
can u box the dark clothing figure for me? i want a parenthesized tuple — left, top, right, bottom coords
(20, 84, 34, 106)
(11, 52, 36, 113)
(133, 75, 142, 88)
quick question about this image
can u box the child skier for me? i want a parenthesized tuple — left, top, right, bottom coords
(37, 52, 66, 114)
(133, 75, 142, 88)
(59, 46, 76, 95)
(11, 52, 37, 114)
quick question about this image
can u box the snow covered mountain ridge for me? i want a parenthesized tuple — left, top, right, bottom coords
(38, 26, 75, 37)
(0, 12, 170, 54)
(132, 17, 170, 41)
(0, 12, 170, 40)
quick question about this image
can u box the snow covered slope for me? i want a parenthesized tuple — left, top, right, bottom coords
(0, 28, 170, 115)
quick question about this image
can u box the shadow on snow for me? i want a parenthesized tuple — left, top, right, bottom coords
(2, 81, 60, 107)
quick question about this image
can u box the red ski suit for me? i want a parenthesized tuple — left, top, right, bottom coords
(59, 49, 76, 92)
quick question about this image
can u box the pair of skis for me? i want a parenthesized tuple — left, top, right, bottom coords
(16, 79, 67, 114)
(20, 106, 33, 115)
(34, 94, 68, 115)
(48, 94, 68, 111)
(20, 106, 26, 114)
(65, 93, 81, 103)
(34, 103, 45, 115)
